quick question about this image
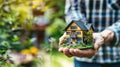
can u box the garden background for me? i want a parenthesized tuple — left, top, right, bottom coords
(0, 0, 73, 67)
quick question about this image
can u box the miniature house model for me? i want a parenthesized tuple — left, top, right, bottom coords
(62, 20, 94, 49)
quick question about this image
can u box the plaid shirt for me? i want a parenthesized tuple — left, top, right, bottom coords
(65, 0, 120, 63)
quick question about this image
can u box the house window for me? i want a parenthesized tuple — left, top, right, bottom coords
(66, 32, 70, 35)
(77, 37, 82, 41)
(70, 33, 76, 38)
(76, 32, 81, 34)
(70, 34, 75, 38)
(75, 39, 78, 43)
(66, 38, 70, 43)
(71, 26, 77, 29)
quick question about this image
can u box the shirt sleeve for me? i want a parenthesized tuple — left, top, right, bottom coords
(106, 20, 120, 46)
(65, 0, 87, 24)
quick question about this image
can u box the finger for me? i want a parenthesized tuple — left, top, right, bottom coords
(59, 37, 65, 45)
(94, 44, 99, 51)
(94, 37, 104, 50)
(59, 38, 63, 45)
(93, 33, 104, 50)
(69, 48, 76, 55)
(59, 41, 62, 45)
(74, 49, 87, 57)
(58, 47, 64, 53)
(74, 49, 95, 58)
(73, 49, 83, 57)
(63, 48, 73, 57)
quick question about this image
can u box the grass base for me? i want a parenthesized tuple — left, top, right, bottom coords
(60, 42, 94, 50)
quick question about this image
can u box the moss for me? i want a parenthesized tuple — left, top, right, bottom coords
(60, 42, 94, 50)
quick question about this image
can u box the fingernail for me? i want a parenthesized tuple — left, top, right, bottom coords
(63, 48, 69, 52)
(73, 49, 76, 52)
(94, 44, 99, 50)
(69, 48, 74, 53)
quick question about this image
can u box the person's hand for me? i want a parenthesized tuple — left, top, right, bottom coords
(59, 33, 104, 58)
(59, 32, 66, 45)
(58, 30, 114, 58)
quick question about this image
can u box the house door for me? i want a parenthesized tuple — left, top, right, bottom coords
(66, 38, 71, 44)
(70, 31, 76, 38)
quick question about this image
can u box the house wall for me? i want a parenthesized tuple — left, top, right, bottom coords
(66, 32, 83, 38)
(65, 22, 84, 39)
(64, 22, 94, 45)
(66, 22, 83, 37)
(65, 22, 87, 44)
(65, 31, 83, 38)
(67, 22, 81, 31)
(65, 31, 70, 38)
(89, 28, 93, 33)
(76, 31, 83, 37)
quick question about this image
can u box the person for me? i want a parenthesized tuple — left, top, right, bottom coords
(59, 0, 120, 67)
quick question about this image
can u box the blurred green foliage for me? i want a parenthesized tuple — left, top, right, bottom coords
(0, 0, 66, 65)
(46, 0, 66, 42)
(0, 0, 34, 63)
(46, 0, 65, 19)
(46, 18, 66, 42)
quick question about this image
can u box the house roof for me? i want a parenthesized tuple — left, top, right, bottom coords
(64, 20, 94, 31)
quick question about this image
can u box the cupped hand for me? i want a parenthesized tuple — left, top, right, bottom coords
(59, 33, 105, 58)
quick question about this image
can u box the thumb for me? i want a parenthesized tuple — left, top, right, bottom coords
(94, 43, 99, 50)
(59, 33, 66, 45)
(94, 34, 104, 50)
(59, 36, 66, 45)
